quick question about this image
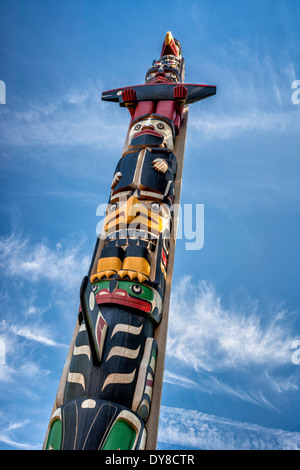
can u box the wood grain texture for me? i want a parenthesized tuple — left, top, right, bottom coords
(144, 106, 189, 449)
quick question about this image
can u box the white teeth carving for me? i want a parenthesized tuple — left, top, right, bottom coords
(98, 291, 125, 296)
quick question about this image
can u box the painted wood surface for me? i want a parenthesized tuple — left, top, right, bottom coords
(43, 31, 216, 451)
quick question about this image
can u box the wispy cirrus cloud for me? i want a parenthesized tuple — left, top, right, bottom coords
(0, 417, 40, 450)
(165, 276, 300, 409)
(158, 405, 300, 450)
(0, 319, 64, 353)
(167, 276, 295, 371)
(163, 369, 282, 410)
(0, 229, 88, 386)
(0, 83, 127, 149)
(189, 107, 299, 140)
(163, 370, 199, 389)
(0, 229, 89, 286)
(189, 39, 299, 141)
(9, 323, 66, 348)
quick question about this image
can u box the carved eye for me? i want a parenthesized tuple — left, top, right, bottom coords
(131, 284, 143, 295)
(151, 202, 160, 211)
(146, 74, 154, 82)
(166, 72, 177, 81)
(109, 203, 118, 211)
(157, 122, 165, 130)
(134, 124, 141, 131)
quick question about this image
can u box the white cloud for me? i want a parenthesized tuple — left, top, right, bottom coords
(1, 84, 127, 149)
(0, 230, 89, 286)
(264, 370, 299, 394)
(163, 368, 284, 410)
(167, 276, 295, 372)
(189, 108, 298, 140)
(19, 361, 50, 379)
(188, 39, 299, 141)
(0, 230, 87, 386)
(164, 277, 300, 409)
(10, 324, 66, 348)
(65, 89, 90, 105)
(0, 434, 36, 450)
(6, 419, 30, 431)
(0, 364, 15, 383)
(0, 418, 40, 450)
(163, 370, 199, 389)
(0, 318, 66, 388)
(158, 405, 300, 450)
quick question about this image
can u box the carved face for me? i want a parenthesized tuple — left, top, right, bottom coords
(129, 116, 174, 150)
(145, 65, 180, 84)
(104, 195, 163, 236)
(92, 279, 157, 314)
(107, 192, 172, 237)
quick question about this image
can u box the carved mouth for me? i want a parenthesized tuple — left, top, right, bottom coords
(95, 288, 151, 313)
(148, 76, 173, 84)
(134, 129, 162, 138)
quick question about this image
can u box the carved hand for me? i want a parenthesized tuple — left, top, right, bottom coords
(122, 88, 137, 110)
(111, 171, 122, 189)
(152, 158, 168, 173)
(173, 84, 188, 110)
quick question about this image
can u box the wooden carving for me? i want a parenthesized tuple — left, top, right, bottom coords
(43, 32, 216, 450)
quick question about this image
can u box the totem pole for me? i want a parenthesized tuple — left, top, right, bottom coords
(43, 32, 216, 450)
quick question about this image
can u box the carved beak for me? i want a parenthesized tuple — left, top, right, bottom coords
(160, 31, 179, 57)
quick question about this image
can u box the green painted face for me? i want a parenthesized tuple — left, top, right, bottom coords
(92, 280, 154, 301)
(91, 278, 162, 323)
(46, 419, 62, 450)
(102, 419, 136, 450)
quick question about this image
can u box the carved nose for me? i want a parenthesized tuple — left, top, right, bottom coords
(155, 67, 166, 77)
(141, 124, 155, 131)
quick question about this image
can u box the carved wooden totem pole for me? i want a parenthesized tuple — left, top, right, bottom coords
(43, 32, 216, 450)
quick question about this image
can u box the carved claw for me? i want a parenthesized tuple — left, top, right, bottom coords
(117, 269, 128, 279)
(117, 270, 148, 283)
(137, 273, 148, 283)
(91, 270, 116, 282)
(128, 271, 137, 281)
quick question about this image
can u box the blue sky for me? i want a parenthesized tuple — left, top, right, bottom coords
(0, 0, 300, 450)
